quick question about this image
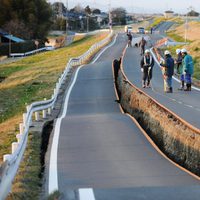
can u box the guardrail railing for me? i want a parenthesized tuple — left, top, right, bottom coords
(10, 47, 53, 57)
(0, 30, 113, 200)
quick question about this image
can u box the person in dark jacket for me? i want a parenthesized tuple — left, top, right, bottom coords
(127, 32, 132, 47)
(139, 37, 147, 55)
(160, 50, 174, 93)
(175, 49, 182, 74)
(181, 48, 194, 91)
(175, 49, 184, 90)
(140, 49, 154, 88)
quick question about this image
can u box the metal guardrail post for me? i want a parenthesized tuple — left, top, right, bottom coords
(35, 112, 40, 121)
(48, 108, 52, 115)
(3, 155, 11, 162)
(16, 134, 23, 143)
(43, 110, 47, 119)
(23, 113, 27, 127)
(11, 143, 18, 154)
(19, 123, 24, 135)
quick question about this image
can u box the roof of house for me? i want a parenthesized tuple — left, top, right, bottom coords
(3, 35, 25, 43)
(165, 10, 174, 13)
(0, 29, 8, 35)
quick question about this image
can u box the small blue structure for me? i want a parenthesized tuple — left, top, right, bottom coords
(0, 29, 25, 43)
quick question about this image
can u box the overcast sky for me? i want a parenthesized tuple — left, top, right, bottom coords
(49, 0, 200, 14)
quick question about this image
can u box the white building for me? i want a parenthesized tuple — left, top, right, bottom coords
(164, 10, 174, 19)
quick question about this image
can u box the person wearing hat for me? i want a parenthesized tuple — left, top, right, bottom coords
(175, 49, 182, 74)
(175, 49, 184, 90)
(140, 49, 154, 88)
(160, 50, 174, 93)
(181, 48, 194, 91)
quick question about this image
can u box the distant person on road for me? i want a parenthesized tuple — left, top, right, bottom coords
(181, 48, 194, 91)
(150, 27, 153, 34)
(127, 32, 132, 47)
(139, 37, 147, 55)
(140, 49, 154, 88)
(175, 49, 184, 90)
(160, 50, 174, 93)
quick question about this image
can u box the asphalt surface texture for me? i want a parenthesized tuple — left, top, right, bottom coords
(123, 32, 200, 130)
(48, 32, 200, 200)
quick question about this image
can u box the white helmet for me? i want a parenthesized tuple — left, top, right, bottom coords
(176, 49, 181, 54)
(181, 48, 187, 53)
(164, 50, 170, 55)
(145, 49, 150, 54)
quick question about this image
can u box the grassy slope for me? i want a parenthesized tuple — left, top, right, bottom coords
(7, 132, 42, 200)
(165, 21, 200, 80)
(0, 32, 108, 162)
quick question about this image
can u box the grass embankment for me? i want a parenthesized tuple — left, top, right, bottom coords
(147, 16, 184, 30)
(146, 16, 166, 30)
(165, 21, 200, 80)
(0, 32, 108, 163)
(7, 132, 42, 200)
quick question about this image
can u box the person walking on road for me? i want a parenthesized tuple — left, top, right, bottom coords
(140, 49, 154, 88)
(160, 50, 174, 93)
(175, 49, 184, 90)
(181, 48, 194, 91)
(139, 37, 147, 55)
(127, 32, 132, 47)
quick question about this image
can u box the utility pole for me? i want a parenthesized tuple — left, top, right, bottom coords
(59, 0, 62, 18)
(9, 32, 12, 57)
(108, 0, 112, 31)
(185, 7, 191, 43)
(66, 0, 68, 35)
(185, 14, 188, 43)
(87, 15, 89, 32)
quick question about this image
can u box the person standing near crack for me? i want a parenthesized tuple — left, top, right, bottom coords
(127, 32, 132, 47)
(160, 50, 174, 93)
(139, 37, 147, 55)
(175, 49, 184, 90)
(140, 49, 154, 88)
(181, 48, 194, 91)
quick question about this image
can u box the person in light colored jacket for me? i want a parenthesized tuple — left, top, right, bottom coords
(181, 48, 194, 91)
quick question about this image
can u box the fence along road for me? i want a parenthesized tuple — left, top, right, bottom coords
(47, 33, 200, 200)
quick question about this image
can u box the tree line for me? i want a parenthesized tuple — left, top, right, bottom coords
(0, 0, 127, 41)
(0, 0, 52, 41)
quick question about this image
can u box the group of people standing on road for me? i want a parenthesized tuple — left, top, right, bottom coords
(126, 31, 194, 93)
(140, 47, 194, 93)
(159, 48, 194, 93)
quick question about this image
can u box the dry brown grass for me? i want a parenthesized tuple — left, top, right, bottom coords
(173, 21, 200, 41)
(73, 34, 86, 42)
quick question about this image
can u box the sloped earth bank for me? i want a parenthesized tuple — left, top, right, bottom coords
(113, 60, 200, 176)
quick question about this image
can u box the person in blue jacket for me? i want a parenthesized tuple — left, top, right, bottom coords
(160, 50, 174, 93)
(181, 48, 194, 91)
